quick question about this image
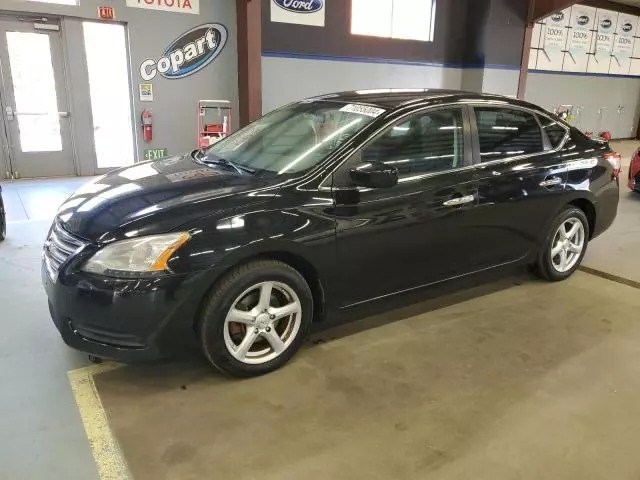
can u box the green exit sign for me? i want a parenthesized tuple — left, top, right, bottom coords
(144, 148, 168, 161)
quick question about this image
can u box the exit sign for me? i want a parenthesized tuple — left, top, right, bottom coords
(144, 148, 168, 161)
(98, 6, 115, 20)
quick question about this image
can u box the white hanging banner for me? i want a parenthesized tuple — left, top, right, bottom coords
(613, 14, 637, 62)
(594, 10, 617, 62)
(271, 0, 325, 27)
(125, 0, 199, 15)
(543, 11, 568, 54)
(567, 6, 595, 57)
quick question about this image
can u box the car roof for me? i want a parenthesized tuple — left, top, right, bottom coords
(312, 89, 541, 111)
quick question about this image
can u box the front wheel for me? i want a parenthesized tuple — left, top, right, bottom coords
(535, 207, 589, 281)
(199, 260, 313, 377)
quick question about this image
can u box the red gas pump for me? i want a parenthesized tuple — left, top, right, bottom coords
(141, 109, 153, 143)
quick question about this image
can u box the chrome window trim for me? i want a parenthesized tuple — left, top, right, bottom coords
(536, 112, 571, 150)
(318, 101, 571, 190)
(318, 162, 478, 192)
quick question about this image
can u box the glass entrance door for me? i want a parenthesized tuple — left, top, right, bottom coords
(0, 19, 75, 178)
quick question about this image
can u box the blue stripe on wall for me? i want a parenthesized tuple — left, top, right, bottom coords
(261, 50, 521, 70)
(529, 69, 640, 80)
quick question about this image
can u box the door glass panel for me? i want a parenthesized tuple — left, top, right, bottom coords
(6, 32, 62, 152)
(363, 109, 464, 180)
(540, 118, 567, 148)
(83, 22, 135, 169)
(475, 108, 544, 161)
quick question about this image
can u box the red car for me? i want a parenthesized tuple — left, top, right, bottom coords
(629, 148, 640, 192)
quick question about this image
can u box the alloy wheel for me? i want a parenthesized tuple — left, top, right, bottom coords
(550, 217, 585, 273)
(223, 281, 302, 365)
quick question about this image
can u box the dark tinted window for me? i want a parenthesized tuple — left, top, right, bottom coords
(540, 118, 567, 148)
(475, 108, 544, 161)
(363, 109, 465, 179)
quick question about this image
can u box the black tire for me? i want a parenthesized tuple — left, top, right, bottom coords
(0, 197, 5, 242)
(199, 260, 313, 377)
(535, 206, 589, 282)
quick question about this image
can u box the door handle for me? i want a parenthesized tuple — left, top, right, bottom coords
(443, 195, 475, 206)
(13, 111, 61, 116)
(539, 176, 563, 187)
(7, 110, 69, 120)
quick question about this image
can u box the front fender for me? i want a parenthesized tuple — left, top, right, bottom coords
(167, 202, 337, 298)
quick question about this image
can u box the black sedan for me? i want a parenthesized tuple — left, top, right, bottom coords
(42, 90, 620, 377)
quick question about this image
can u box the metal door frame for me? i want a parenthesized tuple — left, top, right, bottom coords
(0, 13, 77, 179)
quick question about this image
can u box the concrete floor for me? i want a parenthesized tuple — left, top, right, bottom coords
(95, 271, 640, 480)
(583, 141, 640, 283)
(0, 178, 99, 479)
(0, 142, 638, 479)
(1, 176, 95, 222)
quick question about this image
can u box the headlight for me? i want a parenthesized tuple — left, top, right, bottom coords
(82, 232, 190, 277)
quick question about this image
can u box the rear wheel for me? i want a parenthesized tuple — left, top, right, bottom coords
(199, 260, 313, 377)
(535, 207, 589, 281)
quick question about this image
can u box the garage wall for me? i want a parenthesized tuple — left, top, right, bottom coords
(262, 55, 464, 113)
(261, 0, 528, 112)
(460, 0, 527, 98)
(0, 0, 237, 174)
(525, 72, 640, 138)
(526, 3, 640, 138)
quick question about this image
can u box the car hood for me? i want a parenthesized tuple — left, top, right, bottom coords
(56, 154, 280, 242)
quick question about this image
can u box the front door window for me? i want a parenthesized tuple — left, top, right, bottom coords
(363, 108, 465, 180)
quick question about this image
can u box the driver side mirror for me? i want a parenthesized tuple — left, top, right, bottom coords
(349, 162, 399, 189)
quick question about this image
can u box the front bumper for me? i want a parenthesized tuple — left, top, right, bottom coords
(42, 262, 211, 362)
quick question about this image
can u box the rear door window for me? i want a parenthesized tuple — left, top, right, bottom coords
(539, 118, 568, 148)
(474, 107, 544, 161)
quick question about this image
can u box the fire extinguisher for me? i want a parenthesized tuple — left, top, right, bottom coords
(141, 109, 152, 143)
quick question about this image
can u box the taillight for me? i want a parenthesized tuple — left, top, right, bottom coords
(604, 152, 622, 177)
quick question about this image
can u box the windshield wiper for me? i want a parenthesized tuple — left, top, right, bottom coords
(191, 148, 206, 160)
(191, 150, 255, 175)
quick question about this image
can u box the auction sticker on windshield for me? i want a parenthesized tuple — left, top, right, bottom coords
(339, 104, 386, 117)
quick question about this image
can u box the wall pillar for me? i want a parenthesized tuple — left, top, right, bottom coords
(236, 0, 262, 127)
(461, 0, 526, 98)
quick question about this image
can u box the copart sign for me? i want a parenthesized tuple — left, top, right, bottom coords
(140, 23, 227, 80)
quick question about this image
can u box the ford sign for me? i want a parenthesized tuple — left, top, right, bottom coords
(551, 12, 565, 22)
(140, 23, 228, 81)
(601, 18, 612, 29)
(273, 0, 323, 14)
(577, 15, 589, 26)
(623, 22, 634, 32)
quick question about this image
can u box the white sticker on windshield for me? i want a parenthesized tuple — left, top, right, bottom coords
(339, 104, 386, 118)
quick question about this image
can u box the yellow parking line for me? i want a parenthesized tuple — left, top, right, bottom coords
(68, 363, 131, 480)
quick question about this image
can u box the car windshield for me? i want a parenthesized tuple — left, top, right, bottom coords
(200, 100, 385, 176)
